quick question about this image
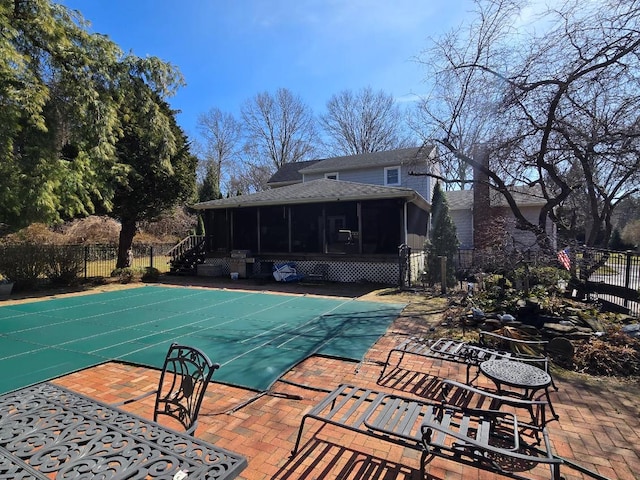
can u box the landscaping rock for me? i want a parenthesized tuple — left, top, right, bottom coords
(498, 313, 516, 324)
(580, 316, 604, 332)
(566, 332, 593, 341)
(622, 324, 640, 339)
(481, 319, 501, 330)
(543, 322, 577, 334)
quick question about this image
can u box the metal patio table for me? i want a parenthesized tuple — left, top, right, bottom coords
(0, 382, 247, 480)
(480, 358, 559, 422)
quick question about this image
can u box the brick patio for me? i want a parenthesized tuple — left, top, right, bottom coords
(52, 290, 640, 480)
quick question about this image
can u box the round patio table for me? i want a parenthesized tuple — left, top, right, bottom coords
(480, 359, 558, 422)
(480, 359, 550, 392)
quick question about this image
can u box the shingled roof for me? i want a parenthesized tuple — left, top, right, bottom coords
(298, 146, 435, 174)
(193, 178, 430, 211)
(266, 159, 323, 187)
(445, 186, 546, 210)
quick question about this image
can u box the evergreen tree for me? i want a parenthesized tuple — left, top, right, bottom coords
(0, 1, 184, 229)
(198, 162, 220, 202)
(110, 88, 197, 268)
(427, 183, 459, 286)
(195, 215, 206, 236)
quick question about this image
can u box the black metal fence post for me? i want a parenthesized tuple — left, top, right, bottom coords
(84, 246, 89, 280)
(150, 246, 154, 270)
(624, 250, 632, 310)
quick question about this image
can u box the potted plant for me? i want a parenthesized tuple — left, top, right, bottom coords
(0, 277, 14, 297)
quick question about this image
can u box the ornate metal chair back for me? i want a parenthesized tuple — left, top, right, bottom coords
(154, 343, 219, 435)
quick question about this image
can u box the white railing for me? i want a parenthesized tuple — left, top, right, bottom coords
(166, 235, 205, 262)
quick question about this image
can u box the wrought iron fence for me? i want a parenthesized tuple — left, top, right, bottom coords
(455, 249, 475, 271)
(452, 247, 640, 316)
(0, 243, 176, 288)
(578, 248, 640, 316)
(81, 244, 175, 278)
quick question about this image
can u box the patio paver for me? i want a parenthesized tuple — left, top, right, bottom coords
(52, 299, 640, 480)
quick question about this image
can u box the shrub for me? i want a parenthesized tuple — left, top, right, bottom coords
(1, 223, 66, 245)
(0, 244, 49, 290)
(142, 267, 160, 282)
(510, 266, 570, 289)
(483, 274, 512, 290)
(111, 266, 147, 283)
(112, 267, 134, 283)
(61, 216, 120, 245)
(425, 183, 458, 287)
(45, 245, 84, 285)
(138, 208, 198, 242)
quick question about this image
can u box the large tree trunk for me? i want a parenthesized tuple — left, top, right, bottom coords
(116, 219, 137, 269)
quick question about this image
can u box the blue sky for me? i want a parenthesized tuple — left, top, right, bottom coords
(59, 1, 468, 143)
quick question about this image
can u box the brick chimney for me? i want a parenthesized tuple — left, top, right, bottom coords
(472, 145, 492, 249)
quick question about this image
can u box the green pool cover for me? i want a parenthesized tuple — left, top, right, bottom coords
(0, 286, 404, 394)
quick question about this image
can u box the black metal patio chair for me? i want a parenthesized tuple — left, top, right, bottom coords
(115, 343, 219, 435)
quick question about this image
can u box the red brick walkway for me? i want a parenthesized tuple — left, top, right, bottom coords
(54, 303, 640, 480)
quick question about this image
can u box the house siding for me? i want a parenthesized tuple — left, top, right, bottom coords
(446, 188, 554, 252)
(450, 209, 473, 249)
(303, 164, 431, 202)
(513, 206, 540, 249)
(503, 206, 556, 250)
(406, 203, 428, 251)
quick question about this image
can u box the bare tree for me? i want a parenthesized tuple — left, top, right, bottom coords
(417, 0, 640, 250)
(320, 87, 413, 156)
(226, 162, 273, 196)
(196, 107, 242, 197)
(241, 88, 318, 183)
(411, 45, 501, 190)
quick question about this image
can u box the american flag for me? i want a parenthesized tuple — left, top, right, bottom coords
(557, 248, 571, 270)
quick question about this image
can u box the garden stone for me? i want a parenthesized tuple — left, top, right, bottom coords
(575, 326, 594, 334)
(481, 319, 501, 330)
(544, 323, 577, 334)
(498, 313, 516, 324)
(580, 316, 604, 332)
(565, 307, 583, 316)
(622, 324, 640, 339)
(567, 332, 593, 341)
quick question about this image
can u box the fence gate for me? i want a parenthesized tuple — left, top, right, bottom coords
(583, 249, 640, 317)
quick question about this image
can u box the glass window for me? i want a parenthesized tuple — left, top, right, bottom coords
(384, 166, 400, 186)
(325, 172, 339, 180)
